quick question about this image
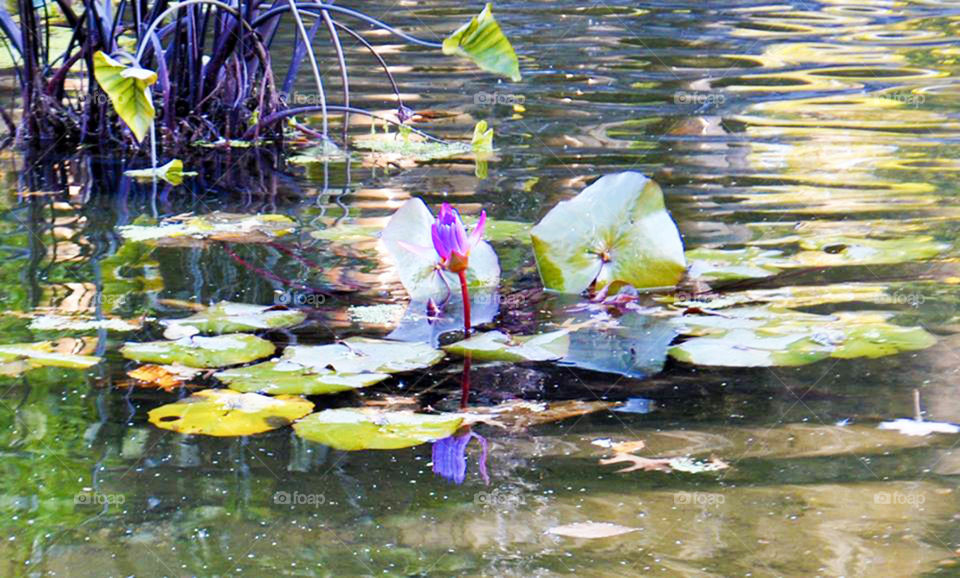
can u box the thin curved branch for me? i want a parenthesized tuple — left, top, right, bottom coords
(244, 104, 446, 142)
(333, 21, 403, 109)
(320, 7, 350, 144)
(251, 3, 443, 48)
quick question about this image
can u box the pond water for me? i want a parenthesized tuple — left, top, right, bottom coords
(2, 0, 960, 575)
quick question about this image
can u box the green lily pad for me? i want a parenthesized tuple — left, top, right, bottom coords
(381, 198, 500, 300)
(355, 122, 491, 162)
(92, 51, 157, 143)
(443, 3, 521, 82)
(443, 330, 570, 362)
(310, 223, 381, 242)
(685, 247, 785, 281)
(148, 389, 314, 437)
(120, 334, 275, 368)
(124, 159, 198, 186)
(293, 408, 464, 450)
(0, 342, 101, 370)
(118, 212, 296, 245)
(669, 308, 936, 367)
(789, 235, 947, 267)
(215, 338, 444, 395)
(531, 172, 686, 294)
(162, 302, 306, 337)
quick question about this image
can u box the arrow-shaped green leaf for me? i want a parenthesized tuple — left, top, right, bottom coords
(92, 51, 157, 142)
(443, 3, 521, 82)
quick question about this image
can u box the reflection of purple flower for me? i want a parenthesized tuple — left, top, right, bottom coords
(430, 203, 486, 273)
(432, 431, 489, 485)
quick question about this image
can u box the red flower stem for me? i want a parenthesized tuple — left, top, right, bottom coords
(457, 269, 471, 335)
(460, 354, 472, 410)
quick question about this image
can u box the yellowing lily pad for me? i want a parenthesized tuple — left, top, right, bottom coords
(0, 341, 101, 371)
(293, 408, 463, 450)
(148, 389, 313, 437)
(215, 338, 444, 395)
(669, 308, 936, 367)
(531, 172, 686, 294)
(162, 302, 306, 337)
(124, 159, 198, 186)
(354, 122, 492, 162)
(120, 334, 275, 368)
(443, 330, 570, 362)
(118, 212, 296, 245)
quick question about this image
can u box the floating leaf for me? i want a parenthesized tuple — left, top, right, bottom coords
(120, 334, 275, 368)
(788, 235, 947, 267)
(669, 308, 936, 367)
(28, 315, 140, 332)
(354, 122, 491, 162)
(381, 198, 500, 300)
(685, 246, 784, 281)
(557, 311, 675, 378)
(443, 330, 570, 362)
(92, 51, 157, 142)
(877, 419, 960, 436)
(443, 3, 521, 82)
(464, 399, 619, 430)
(148, 389, 313, 437)
(293, 408, 463, 450)
(124, 159, 198, 186)
(546, 522, 637, 539)
(162, 302, 306, 337)
(599, 453, 729, 474)
(0, 341, 101, 370)
(387, 292, 500, 347)
(215, 338, 444, 395)
(118, 212, 296, 245)
(530, 172, 686, 294)
(124, 364, 203, 392)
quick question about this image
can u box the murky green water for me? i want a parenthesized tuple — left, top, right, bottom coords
(3, 0, 960, 575)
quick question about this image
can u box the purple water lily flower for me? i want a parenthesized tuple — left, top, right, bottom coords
(432, 431, 489, 485)
(430, 203, 486, 274)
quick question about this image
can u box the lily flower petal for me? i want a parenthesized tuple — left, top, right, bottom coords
(467, 210, 487, 251)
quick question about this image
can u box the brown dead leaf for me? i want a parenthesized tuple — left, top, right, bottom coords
(546, 522, 638, 539)
(465, 400, 619, 430)
(599, 454, 673, 473)
(124, 364, 203, 392)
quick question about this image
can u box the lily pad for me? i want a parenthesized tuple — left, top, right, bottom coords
(0, 341, 101, 371)
(120, 334, 275, 368)
(148, 389, 314, 437)
(381, 198, 500, 300)
(386, 292, 500, 347)
(546, 522, 637, 539)
(118, 212, 296, 245)
(443, 3, 521, 82)
(557, 312, 676, 378)
(685, 246, 785, 281)
(788, 235, 947, 267)
(530, 172, 686, 294)
(443, 330, 570, 362)
(293, 408, 464, 450)
(354, 122, 491, 162)
(215, 338, 444, 395)
(124, 364, 203, 392)
(669, 308, 936, 367)
(124, 159, 198, 186)
(162, 302, 306, 337)
(93, 51, 156, 142)
(28, 315, 141, 332)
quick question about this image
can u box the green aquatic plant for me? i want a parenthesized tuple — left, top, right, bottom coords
(1, 0, 521, 153)
(530, 172, 687, 294)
